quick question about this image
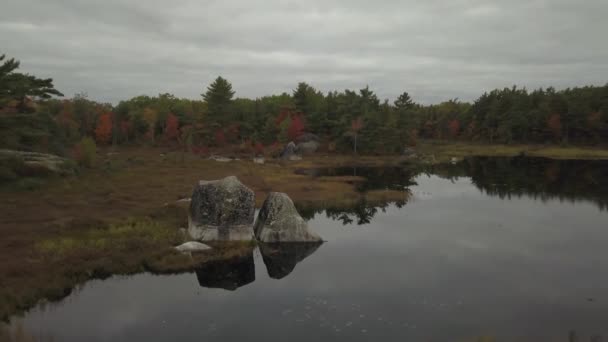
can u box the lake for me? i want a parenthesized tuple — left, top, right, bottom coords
(7, 156, 608, 341)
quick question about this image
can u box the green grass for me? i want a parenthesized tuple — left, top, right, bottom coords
(35, 218, 182, 257)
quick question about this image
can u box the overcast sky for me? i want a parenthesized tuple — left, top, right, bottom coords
(1, 0, 607, 104)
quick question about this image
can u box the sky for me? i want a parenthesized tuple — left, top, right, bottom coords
(1, 0, 607, 104)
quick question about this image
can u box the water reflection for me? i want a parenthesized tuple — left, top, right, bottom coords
(9, 156, 608, 341)
(195, 243, 323, 290)
(195, 252, 255, 291)
(296, 156, 608, 225)
(259, 243, 323, 279)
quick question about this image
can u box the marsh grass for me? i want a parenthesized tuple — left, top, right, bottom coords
(418, 141, 608, 161)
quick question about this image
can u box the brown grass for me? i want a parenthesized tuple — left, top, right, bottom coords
(0, 147, 403, 321)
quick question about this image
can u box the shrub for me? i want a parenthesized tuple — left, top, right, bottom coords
(73, 137, 97, 168)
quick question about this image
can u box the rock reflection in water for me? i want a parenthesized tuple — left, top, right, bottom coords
(259, 243, 323, 279)
(195, 243, 322, 290)
(195, 251, 255, 291)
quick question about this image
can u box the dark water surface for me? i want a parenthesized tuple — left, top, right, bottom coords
(9, 157, 608, 341)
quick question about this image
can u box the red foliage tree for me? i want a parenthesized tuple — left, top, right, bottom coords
(275, 109, 291, 126)
(164, 113, 179, 142)
(448, 119, 460, 138)
(288, 115, 305, 141)
(215, 129, 226, 147)
(94, 113, 113, 145)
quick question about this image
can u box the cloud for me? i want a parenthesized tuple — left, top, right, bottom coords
(1, 0, 607, 104)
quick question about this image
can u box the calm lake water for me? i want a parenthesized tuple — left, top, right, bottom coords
(9, 157, 608, 341)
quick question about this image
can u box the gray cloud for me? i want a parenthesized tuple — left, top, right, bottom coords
(1, 0, 607, 104)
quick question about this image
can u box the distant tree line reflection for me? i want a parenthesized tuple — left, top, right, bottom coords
(296, 156, 608, 225)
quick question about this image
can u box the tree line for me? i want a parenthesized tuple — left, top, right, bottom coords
(1, 54, 608, 160)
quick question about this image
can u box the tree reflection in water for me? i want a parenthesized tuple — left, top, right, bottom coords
(296, 156, 608, 225)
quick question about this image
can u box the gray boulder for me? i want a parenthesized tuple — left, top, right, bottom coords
(280, 141, 297, 159)
(254, 192, 322, 242)
(188, 176, 255, 241)
(296, 140, 319, 155)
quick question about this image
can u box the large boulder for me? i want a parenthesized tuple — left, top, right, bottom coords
(296, 140, 319, 155)
(254, 192, 322, 242)
(188, 176, 255, 241)
(280, 141, 297, 160)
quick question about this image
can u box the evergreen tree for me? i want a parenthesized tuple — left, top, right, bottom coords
(0, 54, 63, 111)
(202, 76, 235, 126)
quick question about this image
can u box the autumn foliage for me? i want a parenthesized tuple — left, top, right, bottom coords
(214, 129, 226, 146)
(164, 113, 179, 142)
(288, 115, 305, 141)
(448, 119, 460, 138)
(94, 113, 113, 144)
(547, 114, 562, 139)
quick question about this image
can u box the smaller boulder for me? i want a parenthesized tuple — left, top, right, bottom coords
(253, 157, 265, 164)
(296, 141, 319, 155)
(175, 241, 212, 253)
(254, 192, 322, 242)
(280, 142, 297, 159)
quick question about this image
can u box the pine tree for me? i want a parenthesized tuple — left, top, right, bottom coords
(394, 91, 414, 110)
(202, 76, 235, 126)
(0, 54, 63, 111)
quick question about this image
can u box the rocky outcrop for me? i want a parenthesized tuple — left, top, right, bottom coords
(195, 250, 255, 291)
(0, 149, 76, 177)
(188, 176, 255, 241)
(254, 192, 322, 242)
(296, 141, 319, 155)
(259, 243, 322, 279)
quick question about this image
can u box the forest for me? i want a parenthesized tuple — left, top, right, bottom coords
(1, 53, 608, 163)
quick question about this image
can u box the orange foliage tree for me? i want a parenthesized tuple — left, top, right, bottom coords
(164, 113, 179, 143)
(448, 119, 460, 138)
(547, 114, 562, 140)
(94, 113, 113, 145)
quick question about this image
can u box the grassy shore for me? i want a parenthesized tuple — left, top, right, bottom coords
(0, 147, 408, 321)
